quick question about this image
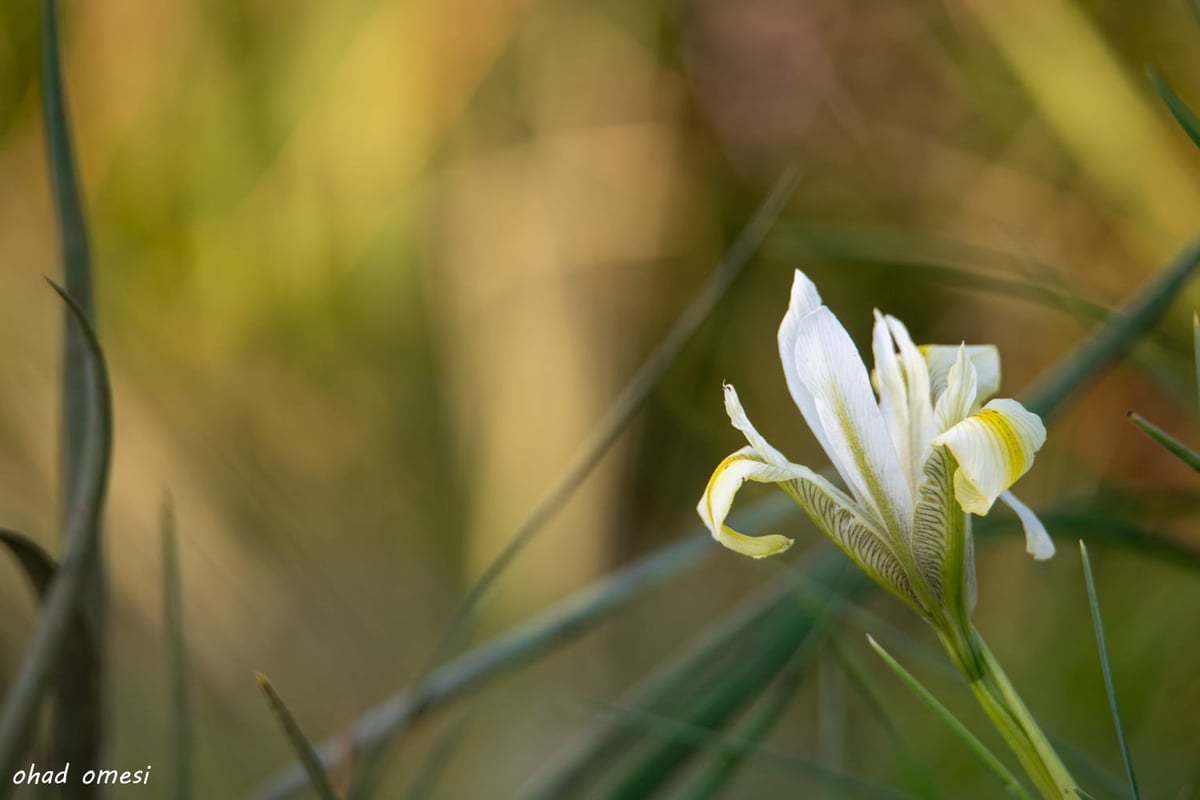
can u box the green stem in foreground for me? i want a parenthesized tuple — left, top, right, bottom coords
(936, 623, 1081, 799)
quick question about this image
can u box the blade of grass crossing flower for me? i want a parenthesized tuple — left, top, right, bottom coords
(1126, 412, 1200, 471)
(1024, 235, 1200, 421)
(1148, 68, 1200, 151)
(0, 283, 112, 797)
(588, 702, 914, 800)
(41, 0, 106, 790)
(255, 674, 341, 800)
(162, 495, 192, 800)
(866, 636, 1033, 799)
(425, 166, 799, 671)
(254, 494, 797, 800)
(1078, 543, 1141, 800)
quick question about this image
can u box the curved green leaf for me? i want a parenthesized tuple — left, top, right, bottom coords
(41, 0, 105, 790)
(0, 282, 113, 797)
(0, 529, 57, 594)
(1148, 67, 1200, 151)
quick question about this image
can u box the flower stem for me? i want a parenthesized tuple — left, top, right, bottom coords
(936, 623, 1082, 799)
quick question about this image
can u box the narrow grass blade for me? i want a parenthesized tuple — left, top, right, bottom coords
(251, 494, 795, 800)
(41, 0, 105, 789)
(0, 529, 99, 800)
(162, 495, 192, 800)
(255, 674, 341, 800)
(588, 702, 913, 800)
(426, 166, 799, 670)
(673, 651, 811, 800)
(1148, 67, 1200, 150)
(833, 640, 941, 800)
(0, 282, 112, 796)
(1078, 543, 1141, 800)
(0, 529, 58, 593)
(866, 636, 1032, 799)
(1126, 412, 1200, 471)
(1024, 235, 1200, 421)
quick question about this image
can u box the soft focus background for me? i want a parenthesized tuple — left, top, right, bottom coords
(2, 0, 1200, 797)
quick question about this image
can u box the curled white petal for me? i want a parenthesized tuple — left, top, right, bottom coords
(932, 399, 1046, 515)
(696, 448, 796, 558)
(999, 491, 1055, 560)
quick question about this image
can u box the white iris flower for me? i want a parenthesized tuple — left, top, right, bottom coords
(698, 270, 1054, 622)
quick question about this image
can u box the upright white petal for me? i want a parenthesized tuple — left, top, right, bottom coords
(932, 345, 979, 434)
(872, 311, 911, 484)
(778, 271, 842, 479)
(723, 384, 789, 468)
(885, 314, 936, 478)
(924, 345, 1000, 406)
(932, 399, 1046, 515)
(791, 305, 914, 536)
(999, 491, 1055, 560)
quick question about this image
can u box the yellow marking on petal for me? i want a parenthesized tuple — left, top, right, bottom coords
(699, 452, 795, 559)
(720, 526, 795, 558)
(974, 408, 1029, 484)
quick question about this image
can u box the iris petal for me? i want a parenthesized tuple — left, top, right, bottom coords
(932, 399, 1046, 515)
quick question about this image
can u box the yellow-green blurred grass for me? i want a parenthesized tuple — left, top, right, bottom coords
(4, 0, 1200, 796)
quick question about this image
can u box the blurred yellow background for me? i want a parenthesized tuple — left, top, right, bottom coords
(2, 0, 1200, 796)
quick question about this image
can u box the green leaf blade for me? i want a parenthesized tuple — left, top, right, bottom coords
(1148, 67, 1200, 150)
(1078, 543, 1141, 800)
(0, 282, 113, 797)
(162, 495, 193, 800)
(255, 674, 341, 800)
(40, 0, 106, 791)
(866, 636, 1032, 799)
(1127, 412, 1200, 472)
